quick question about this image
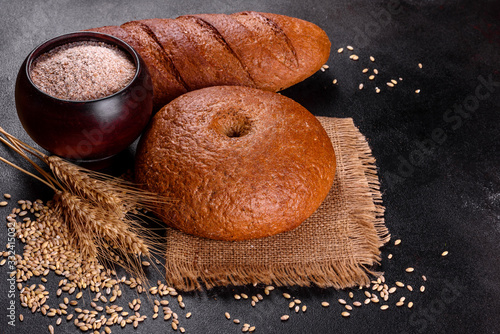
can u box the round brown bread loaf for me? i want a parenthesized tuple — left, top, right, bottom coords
(135, 86, 336, 240)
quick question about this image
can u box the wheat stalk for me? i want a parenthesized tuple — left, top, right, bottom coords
(0, 126, 168, 281)
(53, 191, 160, 280)
(48, 156, 132, 217)
(54, 191, 150, 255)
(46, 155, 170, 215)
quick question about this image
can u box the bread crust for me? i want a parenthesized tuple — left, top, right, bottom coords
(135, 86, 336, 240)
(87, 12, 331, 109)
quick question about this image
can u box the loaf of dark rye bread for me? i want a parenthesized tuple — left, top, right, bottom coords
(87, 11, 330, 109)
(135, 86, 336, 241)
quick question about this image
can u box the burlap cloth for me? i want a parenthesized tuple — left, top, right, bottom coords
(163, 117, 390, 291)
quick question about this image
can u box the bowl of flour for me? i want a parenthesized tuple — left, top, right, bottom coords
(15, 31, 153, 165)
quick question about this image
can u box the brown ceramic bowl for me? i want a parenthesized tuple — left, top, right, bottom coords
(15, 31, 153, 164)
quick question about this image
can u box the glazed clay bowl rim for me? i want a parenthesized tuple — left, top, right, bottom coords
(24, 31, 141, 104)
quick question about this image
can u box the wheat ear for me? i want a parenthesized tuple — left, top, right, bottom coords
(0, 127, 168, 281)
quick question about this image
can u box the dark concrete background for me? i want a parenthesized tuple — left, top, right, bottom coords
(0, 0, 499, 333)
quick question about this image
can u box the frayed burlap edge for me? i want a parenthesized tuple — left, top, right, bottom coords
(324, 117, 391, 287)
(163, 117, 390, 291)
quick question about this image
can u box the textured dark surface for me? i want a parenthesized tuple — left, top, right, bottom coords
(0, 0, 499, 333)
